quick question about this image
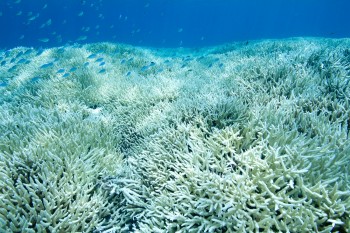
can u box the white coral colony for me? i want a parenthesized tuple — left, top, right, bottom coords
(0, 38, 350, 232)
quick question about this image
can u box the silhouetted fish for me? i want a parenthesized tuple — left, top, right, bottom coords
(57, 68, 65, 73)
(31, 76, 40, 82)
(87, 54, 97, 59)
(56, 48, 65, 54)
(17, 58, 28, 64)
(141, 65, 149, 71)
(40, 62, 54, 69)
(24, 49, 33, 55)
(15, 51, 24, 58)
(38, 38, 49, 43)
(8, 65, 18, 72)
(36, 49, 44, 56)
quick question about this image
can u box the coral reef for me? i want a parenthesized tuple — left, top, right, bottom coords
(0, 38, 349, 232)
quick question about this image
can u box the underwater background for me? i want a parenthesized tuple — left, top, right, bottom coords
(0, 0, 350, 48)
(1, 0, 350, 233)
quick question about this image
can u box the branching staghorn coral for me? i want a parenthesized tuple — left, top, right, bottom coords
(0, 101, 123, 231)
(1, 38, 350, 232)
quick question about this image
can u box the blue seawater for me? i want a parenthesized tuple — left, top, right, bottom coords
(0, 0, 349, 48)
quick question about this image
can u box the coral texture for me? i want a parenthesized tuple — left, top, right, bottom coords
(0, 38, 349, 232)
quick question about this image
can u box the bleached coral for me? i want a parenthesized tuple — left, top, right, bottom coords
(0, 38, 349, 232)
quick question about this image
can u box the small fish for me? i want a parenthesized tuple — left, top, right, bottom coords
(81, 26, 90, 32)
(126, 71, 131, 76)
(4, 51, 11, 57)
(78, 11, 84, 16)
(56, 48, 65, 54)
(98, 69, 106, 74)
(40, 62, 54, 69)
(120, 59, 126, 64)
(1, 61, 6, 66)
(24, 49, 32, 55)
(95, 57, 103, 62)
(10, 58, 16, 63)
(84, 62, 90, 67)
(87, 54, 97, 59)
(141, 65, 149, 71)
(17, 58, 27, 64)
(99, 62, 105, 66)
(46, 19, 52, 26)
(16, 11, 22, 16)
(31, 76, 40, 82)
(28, 14, 39, 21)
(178, 28, 183, 33)
(36, 49, 44, 56)
(69, 67, 77, 72)
(57, 68, 65, 73)
(77, 35, 87, 41)
(43, 4, 48, 9)
(8, 65, 18, 72)
(19, 35, 24, 40)
(0, 82, 8, 87)
(149, 61, 155, 66)
(15, 51, 24, 58)
(62, 73, 70, 78)
(38, 38, 49, 43)
(184, 56, 192, 62)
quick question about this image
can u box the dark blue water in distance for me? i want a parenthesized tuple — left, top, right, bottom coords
(0, 0, 349, 49)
